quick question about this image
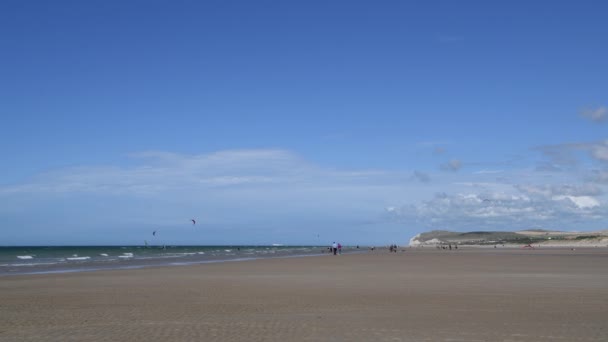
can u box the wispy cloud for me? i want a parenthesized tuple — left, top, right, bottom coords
(0, 150, 305, 196)
(590, 141, 608, 162)
(589, 170, 608, 184)
(515, 183, 603, 197)
(440, 159, 462, 172)
(535, 162, 562, 172)
(412, 171, 431, 183)
(580, 106, 607, 123)
(473, 169, 503, 175)
(415, 141, 449, 155)
(535, 140, 608, 168)
(433, 147, 446, 155)
(0, 149, 401, 197)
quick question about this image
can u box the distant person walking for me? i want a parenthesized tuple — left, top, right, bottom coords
(332, 242, 338, 255)
(337, 243, 342, 255)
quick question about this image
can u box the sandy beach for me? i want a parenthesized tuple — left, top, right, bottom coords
(1, 248, 607, 341)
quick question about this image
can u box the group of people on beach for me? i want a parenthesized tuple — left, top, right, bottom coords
(329, 242, 342, 255)
(436, 243, 457, 250)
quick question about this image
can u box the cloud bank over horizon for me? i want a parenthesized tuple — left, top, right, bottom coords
(2, 141, 607, 245)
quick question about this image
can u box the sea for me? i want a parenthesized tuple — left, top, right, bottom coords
(0, 245, 359, 276)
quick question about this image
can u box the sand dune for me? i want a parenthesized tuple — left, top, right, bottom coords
(410, 229, 608, 247)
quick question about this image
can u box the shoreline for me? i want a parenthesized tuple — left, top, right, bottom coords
(1, 254, 322, 277)
(5, 244, 607, 277)
(0, 247, 366, 277)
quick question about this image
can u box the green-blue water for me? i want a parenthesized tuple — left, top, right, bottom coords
(0, 245, 359, 275)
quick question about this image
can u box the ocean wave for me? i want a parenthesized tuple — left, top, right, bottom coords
(1, 262, 59, 267)
(0, 246, 346, 276)
(67, 256, 91, 261)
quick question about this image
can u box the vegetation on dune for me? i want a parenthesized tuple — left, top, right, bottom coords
(522, 229, 554, 233)
(574, 235, 600, 240)
(413, 229, 607, 245)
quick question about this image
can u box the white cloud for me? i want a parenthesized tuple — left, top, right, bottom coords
(516, 183, 603, 197)
(580, 106, 607, 123)
(591, 141, 608, 161)
(387, 184, 606, 231)
(552, 195, 600, 209)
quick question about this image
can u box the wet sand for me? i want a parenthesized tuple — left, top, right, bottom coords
(1, 248, 607, 341)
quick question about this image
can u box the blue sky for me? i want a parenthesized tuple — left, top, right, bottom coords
(1, 1, 607, 245)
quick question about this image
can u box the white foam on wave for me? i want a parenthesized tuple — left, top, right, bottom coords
(224, 249, 232, 252)
(17, 255, 34, 260)
(197, 252, 205, 255)
(154, 252, 198, 259)
(67, 256, 91, 261)
(100, 253, 109, 257)
(1, 262, 59, 267)
(119, 253, 134, 259)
